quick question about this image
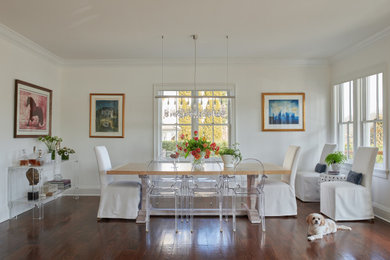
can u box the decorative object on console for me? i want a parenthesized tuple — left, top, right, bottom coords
(90, 93, 125, 138)
(262, 92, 305, 131)
(14, 80, 52, 138)
(176, 130, 220, 170)
(325, 151, 347, 172)
(48, 179, 71, 190)
(38, 135, 62, 160)
(26, 168, 40, 200)
(219, 143, 242, 168)
(58, 147, 75, 160)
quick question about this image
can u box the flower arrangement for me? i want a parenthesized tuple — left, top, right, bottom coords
(38, 135, 62, 160)
(58, 147, 75, 160)
(176, 131, 220, 161)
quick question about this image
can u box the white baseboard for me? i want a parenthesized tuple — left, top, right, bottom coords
(373, 202, 390, 223)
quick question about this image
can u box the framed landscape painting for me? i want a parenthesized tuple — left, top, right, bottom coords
(14, 80, 52, 138)
(89, 93, 125, 138)
(262, 93, 305, 131)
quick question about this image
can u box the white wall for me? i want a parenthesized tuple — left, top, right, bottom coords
(61, 61, 330, 189)
(331, 33, 390, 221)
(0, 36, 61, 222)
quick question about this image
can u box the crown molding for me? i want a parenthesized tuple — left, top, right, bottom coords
(0, 23, 62, 65)
(62, 57, 328, 67)
(330, 25, 390, 63)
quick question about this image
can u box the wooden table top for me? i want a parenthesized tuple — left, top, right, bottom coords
(107, 162, 291, 175)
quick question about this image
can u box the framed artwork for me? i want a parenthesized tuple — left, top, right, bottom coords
(89, 93, 125, 138)
(262, 92, 305, 131)
(14, 80, 52, 138)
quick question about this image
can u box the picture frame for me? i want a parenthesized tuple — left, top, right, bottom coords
(14, 80, 52, 138)
(89, 93, 125, 138)
(262, 92, 305, 131)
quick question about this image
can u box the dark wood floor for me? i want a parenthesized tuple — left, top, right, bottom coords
(1, 197, 390, 260)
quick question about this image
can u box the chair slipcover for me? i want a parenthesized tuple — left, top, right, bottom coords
(95, 146, 141, 219)
(320, 147, 378, 221)
(295, 144, 337, 202)
(263, 145, 301, 216)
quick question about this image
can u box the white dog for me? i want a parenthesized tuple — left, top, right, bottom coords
(306, 213, 351, 241)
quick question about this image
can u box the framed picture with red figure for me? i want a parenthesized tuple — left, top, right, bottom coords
(14, 80, 52, 138)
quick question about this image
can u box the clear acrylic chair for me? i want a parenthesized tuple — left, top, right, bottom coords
(233, 158, 267, 232)
(145, 160, 182, 232)
(191, 159, 224, 232)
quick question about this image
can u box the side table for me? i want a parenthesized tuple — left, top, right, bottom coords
(319, 172, 347, 183)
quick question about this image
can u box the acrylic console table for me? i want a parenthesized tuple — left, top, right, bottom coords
(107, 161, 291, 224)
(8, 159, 80, 220)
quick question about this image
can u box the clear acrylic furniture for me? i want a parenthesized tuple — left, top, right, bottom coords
(233, 158, 267, 232)
(145, 160, 185, 232)
(8, 158, 80, 220)
(191, 160, 224, 232)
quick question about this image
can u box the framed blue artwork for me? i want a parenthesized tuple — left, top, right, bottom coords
(89, 93, 125, 138)
(262, 93, 305, 131)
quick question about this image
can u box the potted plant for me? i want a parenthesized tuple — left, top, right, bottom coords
(325, 151, 347, 172)
(219, 143, 242, 168)
(58, 147, 75, 160)
(38, 135, 62, 160)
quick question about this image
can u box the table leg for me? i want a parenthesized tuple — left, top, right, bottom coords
(246, 175, 261, 224)
(136, 175, 148, 223)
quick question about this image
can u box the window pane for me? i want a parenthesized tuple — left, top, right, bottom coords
(341, 82, 352, 122)
(177, 97, 192, 125)
(214, 125, 229, 148)
(161, 125, 176, 157)
(376, 121, 384, 164)
(199, 125, 213, 142)
(214, 92, 229, 124)
(178, 125, 191, 140)
(366, 75, 377, 120)
(378, 73, 383, 120)
(348, 124, 353, 159)
(363, 122, 375, 147)
(198, 97, 212, 124)
(162, 97, 177, 124)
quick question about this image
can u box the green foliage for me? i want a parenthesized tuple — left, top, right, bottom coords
(38, 135, 62, 151)
(57, 147, 75, 156)
(162, 141, 177, 152)
(325, 151, 347, 166)
(219, 143, 242, 161)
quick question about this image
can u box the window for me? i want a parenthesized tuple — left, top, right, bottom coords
(335, 72, 384, 167)
(155, 86, 235, 159)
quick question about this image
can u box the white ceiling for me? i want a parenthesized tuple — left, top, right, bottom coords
(1, 0, 390, 60)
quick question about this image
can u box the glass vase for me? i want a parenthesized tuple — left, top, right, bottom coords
(192, 153, 206, 171)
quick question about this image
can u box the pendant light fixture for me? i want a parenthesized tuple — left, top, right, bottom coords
(155, 34, 234, 119)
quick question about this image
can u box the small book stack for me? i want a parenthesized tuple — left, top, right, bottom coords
(48, 179, 71, 190)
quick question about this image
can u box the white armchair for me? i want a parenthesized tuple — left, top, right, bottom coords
(263, 145, 301, 216)
(295, 144, 337, 202)
(94, 146, 141, 220)
(320, 147, 378, 221)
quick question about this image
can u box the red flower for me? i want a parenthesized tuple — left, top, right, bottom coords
(185, 142, 189, 147)
(176, 152, 179, 156)
(216, 146, 220, 151)
(206, 149, 210, 155)
(192, 150, 196, 156)
(205, 155, 210, 159)
(178, 146, 182, 151)
(194, 137, 199, 141)
(184, 149, 188, 153)
(194, 131, 198, 136)
(196, 148, 201, 153)
(203, 143, 208, 148)
(180, 134, 185, 140)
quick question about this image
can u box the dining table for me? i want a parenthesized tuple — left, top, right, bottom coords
(107, 161, 291, 224)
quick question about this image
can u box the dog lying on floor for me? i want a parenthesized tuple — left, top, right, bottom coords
(306, 213, 351, 241)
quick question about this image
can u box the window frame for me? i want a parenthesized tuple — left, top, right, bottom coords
(334, 70, 387, 172)
(154, 83, 236, 160)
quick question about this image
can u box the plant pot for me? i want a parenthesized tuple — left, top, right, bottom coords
(221, 155, 237, 168)
(331, 163, 341, 172)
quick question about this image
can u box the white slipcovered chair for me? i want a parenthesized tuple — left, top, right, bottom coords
(320, 147, 378, 221)
(94, 146, 141, 219)
(295, 144, 337, 202)
(263, 145, 301, 216)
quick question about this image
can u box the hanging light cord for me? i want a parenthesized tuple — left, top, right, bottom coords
(226, 35, 229, 89)
(193, 35, 197, 93)
(161, 35, 164, 89)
